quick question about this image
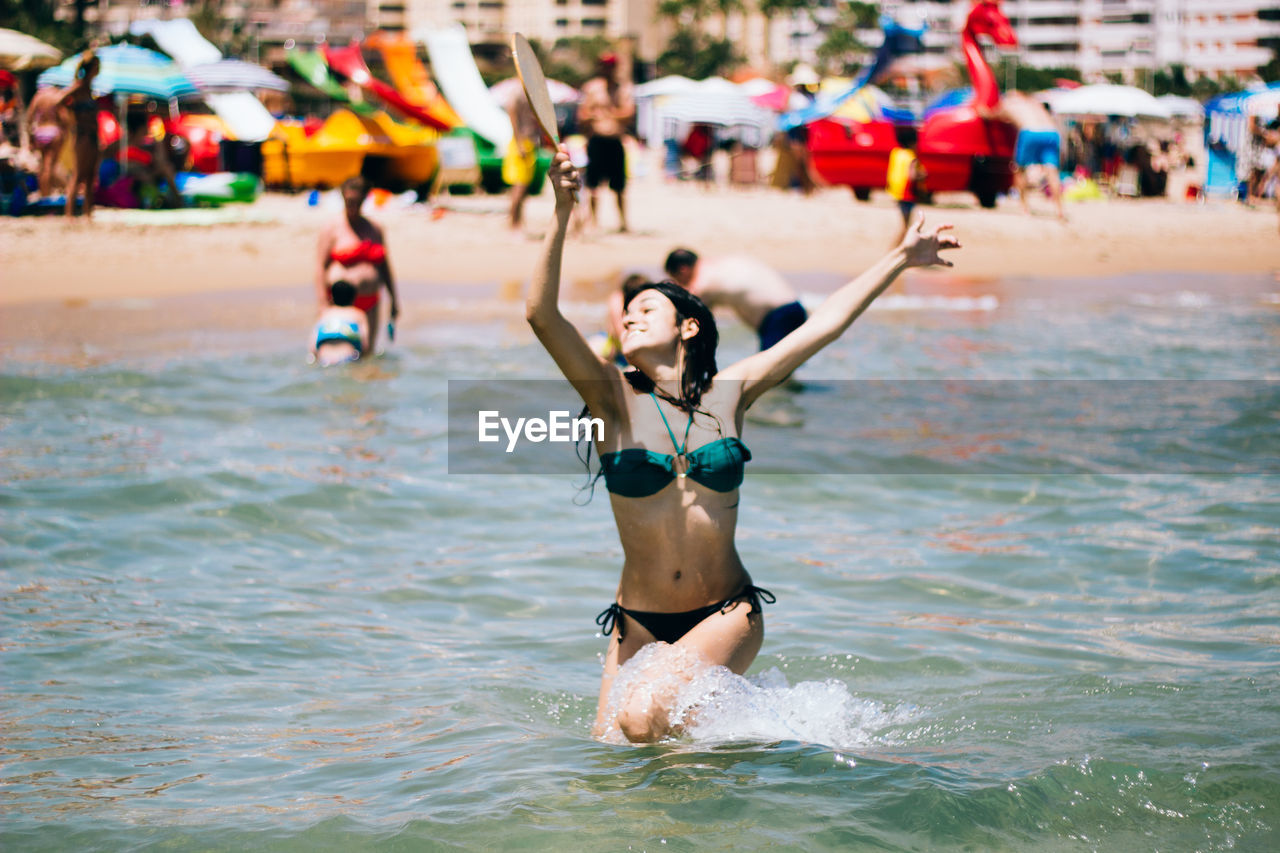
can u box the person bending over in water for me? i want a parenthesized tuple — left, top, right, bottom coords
(317, 176, 400, 353)
(663, 248, 807, 352)
(311, 281, 370, 366)
(527, 149, 959, 743)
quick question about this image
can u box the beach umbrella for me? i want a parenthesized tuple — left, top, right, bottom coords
(634, 75, 697, 98)
(489, 75, 578, 106)
(1049, 84, 1170, 119)
(38, 44, 199, 100)
(0, 28, 62, 71)
(658, 88, 773, 130)
(656, 84, 775, 148)
(184, 59, 290, 93)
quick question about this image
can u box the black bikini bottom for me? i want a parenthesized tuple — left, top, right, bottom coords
(595, 585, 776, 645)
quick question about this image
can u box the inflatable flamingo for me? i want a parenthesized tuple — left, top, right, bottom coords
(807, 0, 1019, 208)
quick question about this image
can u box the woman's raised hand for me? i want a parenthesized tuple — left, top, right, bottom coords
(899, 214, 961, 268)
(549, 147, 580, 214)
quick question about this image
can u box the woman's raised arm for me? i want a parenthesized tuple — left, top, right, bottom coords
(721, 214, 960, 409)
(525, 149, 620, 416)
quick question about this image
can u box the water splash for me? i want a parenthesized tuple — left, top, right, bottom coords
(599, 644, 918, 749)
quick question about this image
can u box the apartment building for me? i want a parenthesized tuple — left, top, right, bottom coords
(51, 0, 1280, 81)
(881, 0, 1280, 82)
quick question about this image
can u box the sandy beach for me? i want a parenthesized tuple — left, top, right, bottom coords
(3, 167, 1279, 363)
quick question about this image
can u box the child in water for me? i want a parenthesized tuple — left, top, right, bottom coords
(311, 281, 370, 366)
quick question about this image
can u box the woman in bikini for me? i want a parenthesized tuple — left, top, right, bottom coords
(58, 51, 100, 219)
(528, 150, 959, 743)
(26, 85, 68, 200)
(316, 176, 400, 354)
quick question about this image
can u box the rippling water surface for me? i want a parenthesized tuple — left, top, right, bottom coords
(3, 273, 1278, 851)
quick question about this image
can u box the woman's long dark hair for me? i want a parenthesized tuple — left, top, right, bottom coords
(621, 281, 717, 411)
(573, 281, 720, 501)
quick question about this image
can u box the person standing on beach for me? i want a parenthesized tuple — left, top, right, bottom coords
(577, 52, 634, 232)
(58, 51, 100, 219)
(996, 91, 1066, 221)
(26, 86, 68, 200)
(663, 249, 808, 352)
(527, 148, 959, 742)
(504, 82, 541, 231)
(316, 176, 400, 354)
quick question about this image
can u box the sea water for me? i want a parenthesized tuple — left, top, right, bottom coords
(2, 272, 1277, 851)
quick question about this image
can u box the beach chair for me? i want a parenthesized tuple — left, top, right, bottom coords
(428, 131, 480, 198)
(1114, 164, 1139, 198)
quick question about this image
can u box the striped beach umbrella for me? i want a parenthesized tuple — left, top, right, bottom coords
(38, 43, 199, 100)
(185, 59, 290, 93)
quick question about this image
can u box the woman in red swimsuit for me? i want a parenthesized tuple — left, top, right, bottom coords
(316, 176, 400, 353)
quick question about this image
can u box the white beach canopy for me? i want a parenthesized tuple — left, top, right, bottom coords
(1049, 84, 1171, 119)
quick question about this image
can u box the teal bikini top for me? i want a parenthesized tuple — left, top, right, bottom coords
(600, 392, 751, 498)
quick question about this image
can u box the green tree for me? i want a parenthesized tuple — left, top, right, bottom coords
(655, 29, 743, 79)
(1153, 63, 1192, 96)
(543, 35, 615, 88)
(655, 0, 745, 78)
(994, 59, 1082, 92)
(846, 1, 879, 29)
(0, 0, 84, 53)
(813, 2, 875, 76)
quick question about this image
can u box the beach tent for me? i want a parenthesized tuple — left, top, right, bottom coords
(1048, 84, 1170, 119)
(657, 82, 776, 148)
(634, 76, 698, 144)
(1203, 83, 1280, 196)
(636, 77, 775, 148)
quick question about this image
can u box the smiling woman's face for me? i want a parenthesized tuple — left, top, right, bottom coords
(620, 291, 681, 358)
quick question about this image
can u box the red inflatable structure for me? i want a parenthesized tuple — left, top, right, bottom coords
(808, 1, 1019, 208)
(324, 42, 452, 131)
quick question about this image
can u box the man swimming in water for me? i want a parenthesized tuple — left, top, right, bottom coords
(663, 249, 808, 351)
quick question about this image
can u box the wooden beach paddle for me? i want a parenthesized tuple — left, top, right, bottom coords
(511, 33, 561, 148)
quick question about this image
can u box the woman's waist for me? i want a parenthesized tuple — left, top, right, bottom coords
(325, 262, 383, 285)
(616, 558, 749, 612)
